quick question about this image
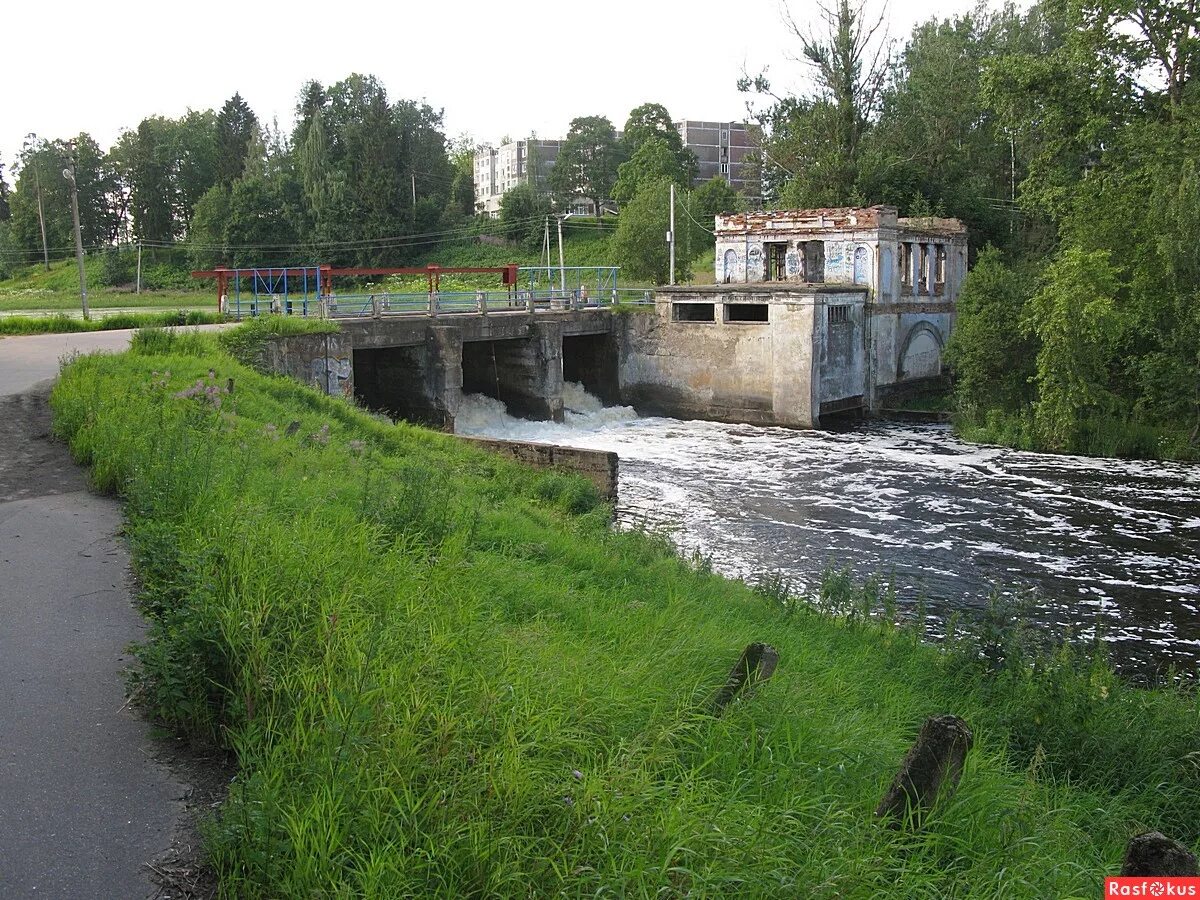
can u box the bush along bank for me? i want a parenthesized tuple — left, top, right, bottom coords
(51, 330, 1200, 897)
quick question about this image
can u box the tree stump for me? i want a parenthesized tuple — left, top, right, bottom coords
(875, 714, 973, 828)
(1121, 831, 1199, 876)
(710, 642, 779, 714)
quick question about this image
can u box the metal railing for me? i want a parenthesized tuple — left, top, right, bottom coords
(229, 284, 655, 320)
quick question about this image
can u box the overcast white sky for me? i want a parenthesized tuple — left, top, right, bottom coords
(2, 0, 991, 172)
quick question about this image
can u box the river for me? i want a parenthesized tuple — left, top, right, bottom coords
(455, 384, 1200, 675)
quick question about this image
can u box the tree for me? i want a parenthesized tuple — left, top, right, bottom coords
(0, 162, 10, 221)
(612, 178, 689, 284)
(499, 183, 550, 248)
(944, 248, 1037, 412)
(549, 116, 621, 215)
(612, 137, 688, 204)
(0, 220, 14, 279)
(10, 135, 118, 257)
(740, 0, 890, 204)
(447, 134, 477, 217)
(676, 176, 741, 265)
(1029, 248, 1122, 449)
(622, 103, 697, 183)
(860, 8, 1038, 252)
(215, 93, 259, 187)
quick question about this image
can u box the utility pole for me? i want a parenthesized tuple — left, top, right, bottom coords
(24, 133, 50, 271)
(668, 183, 676, 286)
(411, 173, 417, 207)
(63, 147, 89, 319)
(136, 241, 142, 294)
(555, 213, 572, 294)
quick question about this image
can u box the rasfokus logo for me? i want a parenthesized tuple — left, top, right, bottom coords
(1105, 878, 1200, 897)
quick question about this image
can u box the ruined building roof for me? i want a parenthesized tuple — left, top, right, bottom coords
(715, 206, 966, 239)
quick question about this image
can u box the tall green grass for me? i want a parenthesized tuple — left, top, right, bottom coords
(50, 335, 1200, 896)
(0, 309, 225, 335)
(954, 405, 1199, 461)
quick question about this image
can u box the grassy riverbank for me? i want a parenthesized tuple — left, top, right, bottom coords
(50, 330, 1200, 896)
(0, 309, 225, 335)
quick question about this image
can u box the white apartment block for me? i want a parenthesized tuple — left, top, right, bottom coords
(473, 139, 562, 217)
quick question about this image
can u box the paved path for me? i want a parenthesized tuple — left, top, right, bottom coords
(0, 330, 221, 898)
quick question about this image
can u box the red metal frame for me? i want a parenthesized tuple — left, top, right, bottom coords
(190, 264, 520, 307)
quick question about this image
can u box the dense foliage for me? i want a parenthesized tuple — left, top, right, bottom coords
(745, 0, 1200, 457)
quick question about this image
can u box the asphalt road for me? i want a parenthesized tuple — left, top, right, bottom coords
(0, 330, 222, 898)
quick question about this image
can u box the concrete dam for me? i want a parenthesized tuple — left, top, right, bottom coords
(267, 205, 964, 432)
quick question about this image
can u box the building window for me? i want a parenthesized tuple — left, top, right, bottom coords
(725, 303, 769, 322)
(672, 302, 716, 322)
(899, 242, 912, 286)
(935, 245, 947, 293)
(828, 305, 850, 325)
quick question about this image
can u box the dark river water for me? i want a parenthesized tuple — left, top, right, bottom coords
(456, 386, 1200, 675)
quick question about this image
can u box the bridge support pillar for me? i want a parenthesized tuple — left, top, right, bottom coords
(426, 325, 464, 430)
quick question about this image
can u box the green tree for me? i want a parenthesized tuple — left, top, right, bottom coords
(741, 0, 889, 204)
(549, 116, 621, 215)
(944, 248, 1037, 411)
(676, 176, 741, 265)
(612, 137, 688, 204)
(0, 220, 15, 279)
(215, 93, 259, 187)
(1028, 248, 1122, 449)
(860, 7, 1041, 251)
(10, 135, 118, 256)
(0, 162, 10, 221)
(499, 183, 550, 249)
(622, 103, 696, 183)
(612, 178, 689, 284)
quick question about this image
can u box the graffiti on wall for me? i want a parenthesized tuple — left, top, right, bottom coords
(311, 355, 353, 398)
(747, 246, 764, 281)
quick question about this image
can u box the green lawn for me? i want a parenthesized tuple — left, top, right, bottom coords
(46, 329, 1200, 897)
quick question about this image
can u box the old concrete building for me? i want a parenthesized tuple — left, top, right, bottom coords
(620, 206, 968, 426)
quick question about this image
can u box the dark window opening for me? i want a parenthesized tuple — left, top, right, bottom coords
(726, 303, 769, 322)
(900, 242, 912, 285)
(803, 241, 825, 283)
(935, 244, 947, 294)
(673, 302, 716, 322)
(765, 241, 788, 281)
(917, 244, 929, 293)
(827, 304, 849, 325)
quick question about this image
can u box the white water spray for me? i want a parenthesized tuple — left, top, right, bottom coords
(453, 382, 637, 442)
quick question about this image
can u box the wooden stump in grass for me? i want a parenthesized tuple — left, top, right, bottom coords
(1121, 831, 1198, 876)
(875, 714, 973, 828)
(710, 643, 779, 715)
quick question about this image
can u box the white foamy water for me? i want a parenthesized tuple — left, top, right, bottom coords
(454, 385, 1200, 672)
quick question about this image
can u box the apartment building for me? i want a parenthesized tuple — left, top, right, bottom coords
(675, 120, 760, 200)
(473, 139, 562, 216)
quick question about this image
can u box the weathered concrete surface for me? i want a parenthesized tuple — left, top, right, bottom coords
(875, 714, 974, 828)
(618, 287, 867, 427)
(260, 331, 354, 399)
(459, 435, 618, 502)
(0, 382, 184, 899)
(339, 308, 613, 351)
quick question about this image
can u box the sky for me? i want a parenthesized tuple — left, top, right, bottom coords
(1, 0, 991, 173)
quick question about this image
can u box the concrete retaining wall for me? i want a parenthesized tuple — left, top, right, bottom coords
(259, 332, 354, 400)
(458, 436, 618, 502)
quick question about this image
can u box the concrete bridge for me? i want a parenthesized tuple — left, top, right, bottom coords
(267, 308, 620, 430)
